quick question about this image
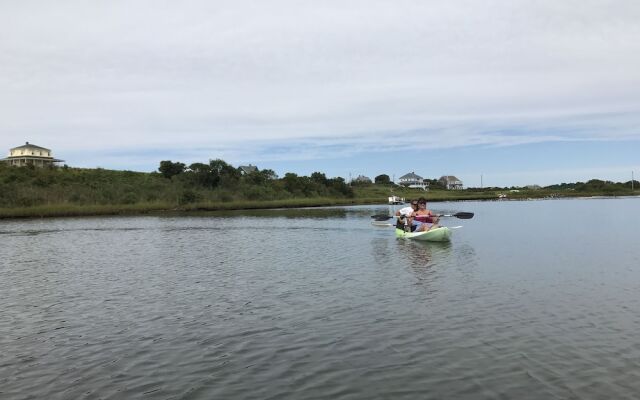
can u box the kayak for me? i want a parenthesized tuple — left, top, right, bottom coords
(395, 227, 451, 242)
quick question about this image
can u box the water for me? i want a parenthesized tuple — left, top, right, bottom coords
(1, 198, 640, 399)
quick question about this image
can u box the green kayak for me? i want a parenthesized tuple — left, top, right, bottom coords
(395, 227, 451, 242)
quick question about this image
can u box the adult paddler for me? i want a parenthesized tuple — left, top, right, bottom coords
(395, 199, 419, 232)
(413, 197, 439, 231)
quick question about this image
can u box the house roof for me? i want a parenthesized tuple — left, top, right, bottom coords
(399, 172, 423, 180)
(239, 164, 258, 174)
(354, 175, 371, 181)
(10, 142, 51, 152)
(439, 175, 461, 182)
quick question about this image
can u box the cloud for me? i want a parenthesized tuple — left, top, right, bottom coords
(1, 0, 640, 171)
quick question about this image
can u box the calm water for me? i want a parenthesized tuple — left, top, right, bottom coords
(1, 198, 640, 399)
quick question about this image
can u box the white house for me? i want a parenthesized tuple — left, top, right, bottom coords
(439, 175, 463, 190)
(398, 172, 429, 190)
(2, 142, 64, 167)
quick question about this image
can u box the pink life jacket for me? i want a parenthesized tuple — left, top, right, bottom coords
(414, 214, 434, 223)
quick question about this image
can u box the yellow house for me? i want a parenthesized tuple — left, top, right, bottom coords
(2, 142, 64, 167)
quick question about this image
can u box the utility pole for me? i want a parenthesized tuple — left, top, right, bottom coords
(480, 174, 483, 189)
(633, 171, 635, 192)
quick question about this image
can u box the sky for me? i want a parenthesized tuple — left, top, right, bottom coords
(1, 0, 639, 187)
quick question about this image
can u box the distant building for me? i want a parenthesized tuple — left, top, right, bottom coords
(439, 175, 463, 190)
(238, 164, 258, 175)
(353, 175, 372, 184)
(398, 171, 429, 190)
(388, 195, 406, 205)
(2, 142, 64, 167)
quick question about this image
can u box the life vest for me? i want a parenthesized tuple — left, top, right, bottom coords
(414, 214, 434, 223)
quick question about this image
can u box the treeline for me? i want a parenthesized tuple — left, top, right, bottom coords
(0, 160, 353, 208)
(458, 178, 638, 193)
(544, 179, 638, 193)
(157, 159, 353, 202)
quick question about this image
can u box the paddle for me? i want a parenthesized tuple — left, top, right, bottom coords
(371, 221, 464, 229)
(371, 212, 474, 221)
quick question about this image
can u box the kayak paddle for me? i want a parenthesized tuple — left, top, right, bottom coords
(437, 212, 474, 219)
(371, 212, 474, 220)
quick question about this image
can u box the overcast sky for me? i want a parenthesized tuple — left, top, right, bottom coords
(1, 0, 639, 186)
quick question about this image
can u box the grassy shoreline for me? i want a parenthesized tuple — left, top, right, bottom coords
(2, 163, 636, 220)
(0, 198, 375, 219)
(1, 191, 637, 220)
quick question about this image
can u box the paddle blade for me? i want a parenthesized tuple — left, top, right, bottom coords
(453, 212, 474, 219)
(371, 214, 393, 220)
(371, 221, 393, 227)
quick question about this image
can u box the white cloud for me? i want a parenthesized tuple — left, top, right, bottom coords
(1, 0, 640, 168)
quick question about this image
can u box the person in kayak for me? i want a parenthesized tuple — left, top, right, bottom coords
(395, 199, 419, 232)
(413, 197, 439, 231)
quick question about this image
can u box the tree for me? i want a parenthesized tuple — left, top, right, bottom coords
(188, 162, 218, 188)
(425, 178, 444, 189)
(209, 159, 236, 176)
(260, 169, 278, 180)
(374, 174, 391, 184)
(282, 172, 301, 193)
(327, 177, 354, 197)
(158, 160, 186, 179)
(311, 172, 328, 185)
(209, 159, 240, 187)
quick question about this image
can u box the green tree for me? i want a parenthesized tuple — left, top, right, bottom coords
(327, 177, 354, 197)
(282, 172, 301, 193)
(260, 169, 278, 180)
(310, 172, 328, 185)
(188, 162, 218, 188)
(425, 178, 444, 189)
(374, 174, 391, 184)
(209, 159, 240, 187)
(158, 160, 186, 179)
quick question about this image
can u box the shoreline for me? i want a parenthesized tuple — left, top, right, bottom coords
(1, 194, 638, 220)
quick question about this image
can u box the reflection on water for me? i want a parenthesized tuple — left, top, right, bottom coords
(184, 206, 355, 220)
(401, 240, 452, 267)
(2, 199, 640, 399)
